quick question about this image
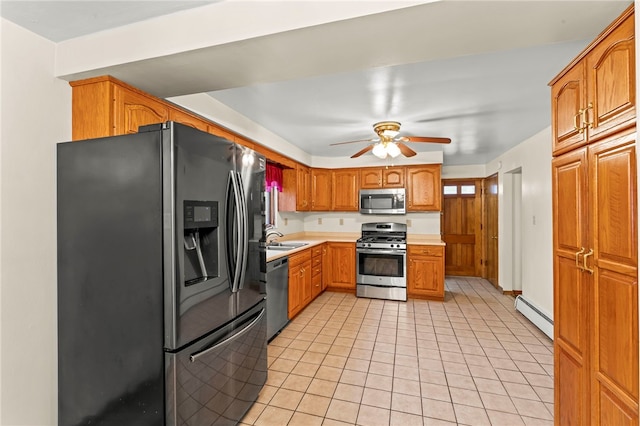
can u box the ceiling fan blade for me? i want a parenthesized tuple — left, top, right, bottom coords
(351, 145, 374, 158)
(397, 143, 417, 157)
(330, 138, 377, 146)
(399, 136, 451, 144)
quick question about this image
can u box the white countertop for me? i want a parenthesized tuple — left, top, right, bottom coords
(265, 232, 444, 262)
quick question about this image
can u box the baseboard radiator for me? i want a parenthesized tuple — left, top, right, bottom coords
(514, 295, 554, 340)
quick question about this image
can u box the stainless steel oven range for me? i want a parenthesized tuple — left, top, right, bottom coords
(356, 222, 407, 301)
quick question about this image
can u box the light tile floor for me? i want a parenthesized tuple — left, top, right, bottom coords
(241, 276, 554, 426)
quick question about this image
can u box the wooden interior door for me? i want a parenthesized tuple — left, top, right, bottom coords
(483, 174, 499, 287)
(441, 179, 482, 276)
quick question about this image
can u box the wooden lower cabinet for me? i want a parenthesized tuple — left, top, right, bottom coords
(407, 245, 445, 301)
(287, 244, 327, 319)
(321, 244, 330, 291)
(288, 249, 312, 319)
(552, 130, 638, 425)
(326, 242, 356, 292)
(311, 245, 323, 298)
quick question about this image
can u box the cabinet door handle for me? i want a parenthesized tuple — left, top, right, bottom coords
(582, 102, 594, 129)
(574, 110, 584, 132)
(583, 248, 594, 274)
(575, 247, 585, 270)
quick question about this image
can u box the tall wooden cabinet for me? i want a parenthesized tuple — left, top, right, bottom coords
(550, 6, 638, 425)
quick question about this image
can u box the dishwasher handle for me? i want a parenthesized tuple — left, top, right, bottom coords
(267, 257, 289, 272)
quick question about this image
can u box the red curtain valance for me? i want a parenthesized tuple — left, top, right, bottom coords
(266, 163, 283, 191)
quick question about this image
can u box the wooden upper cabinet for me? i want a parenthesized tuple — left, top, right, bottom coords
(70, 75, 298, 167)
(169, 108, 208, 132)
(406, 165, 442, 211)
(296, 165, 311, 211)
(281, 164, 310, 212)
(360, 167, 404, 189)
(70, 77, 114, 140)
(332, 168, 359, 211)
(360, 168, 383, 188)
(311, 169, 332, 211)
(550, 8, 635, 155)
(113, 86, 169, 135)
(551, 62, 588, 154)
(585, 12, 635, 142)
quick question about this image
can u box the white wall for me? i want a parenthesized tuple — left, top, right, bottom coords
(486, 127, 554, 318)
(303, 211, 441, 235)
(1, 18, 72, 425)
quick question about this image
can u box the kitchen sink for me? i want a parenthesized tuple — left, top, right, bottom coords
(266, 242, 308, 251)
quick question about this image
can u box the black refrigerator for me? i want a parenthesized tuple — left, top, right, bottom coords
(57, 122, 268, 426)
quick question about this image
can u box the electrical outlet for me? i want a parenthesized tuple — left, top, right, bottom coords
(318, 218, 322, 225)
(284, 218, 288, 226)
(339, 218, 344, 225)
(406, 219, 412, 227)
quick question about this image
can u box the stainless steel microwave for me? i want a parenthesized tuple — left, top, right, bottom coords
(359, 188, 406, 215)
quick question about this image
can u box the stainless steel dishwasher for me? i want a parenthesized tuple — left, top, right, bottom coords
(266, 256, 289, 341)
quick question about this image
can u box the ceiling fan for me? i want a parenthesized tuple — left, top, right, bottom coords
(330, 121, 451, 159)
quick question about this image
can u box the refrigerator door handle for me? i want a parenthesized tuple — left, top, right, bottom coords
(228, 171, 244, 292)
(189, 307, 266, 363)
(236, 172, 249, 290)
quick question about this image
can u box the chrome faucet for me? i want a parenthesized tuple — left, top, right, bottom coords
(266, 230, 284, 243)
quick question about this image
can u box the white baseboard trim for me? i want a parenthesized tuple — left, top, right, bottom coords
(514, 295, 554, 340)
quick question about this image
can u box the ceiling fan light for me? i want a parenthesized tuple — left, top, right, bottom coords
(381, 129, 399, 138)
(387, 143, 401, 158)
(372, 143, 388, 159)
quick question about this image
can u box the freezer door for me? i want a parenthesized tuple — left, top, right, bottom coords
(165, 300, 268, 425)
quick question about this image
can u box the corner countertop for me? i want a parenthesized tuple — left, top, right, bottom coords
(266, 232, 444, 262)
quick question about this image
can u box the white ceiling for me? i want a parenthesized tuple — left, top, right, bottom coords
(1, 0, 633, 165)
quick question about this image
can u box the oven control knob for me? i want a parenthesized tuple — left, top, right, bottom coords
(367, 243, 372, 247)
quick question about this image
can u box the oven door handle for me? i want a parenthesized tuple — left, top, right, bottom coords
(356, 248, 406, 255)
